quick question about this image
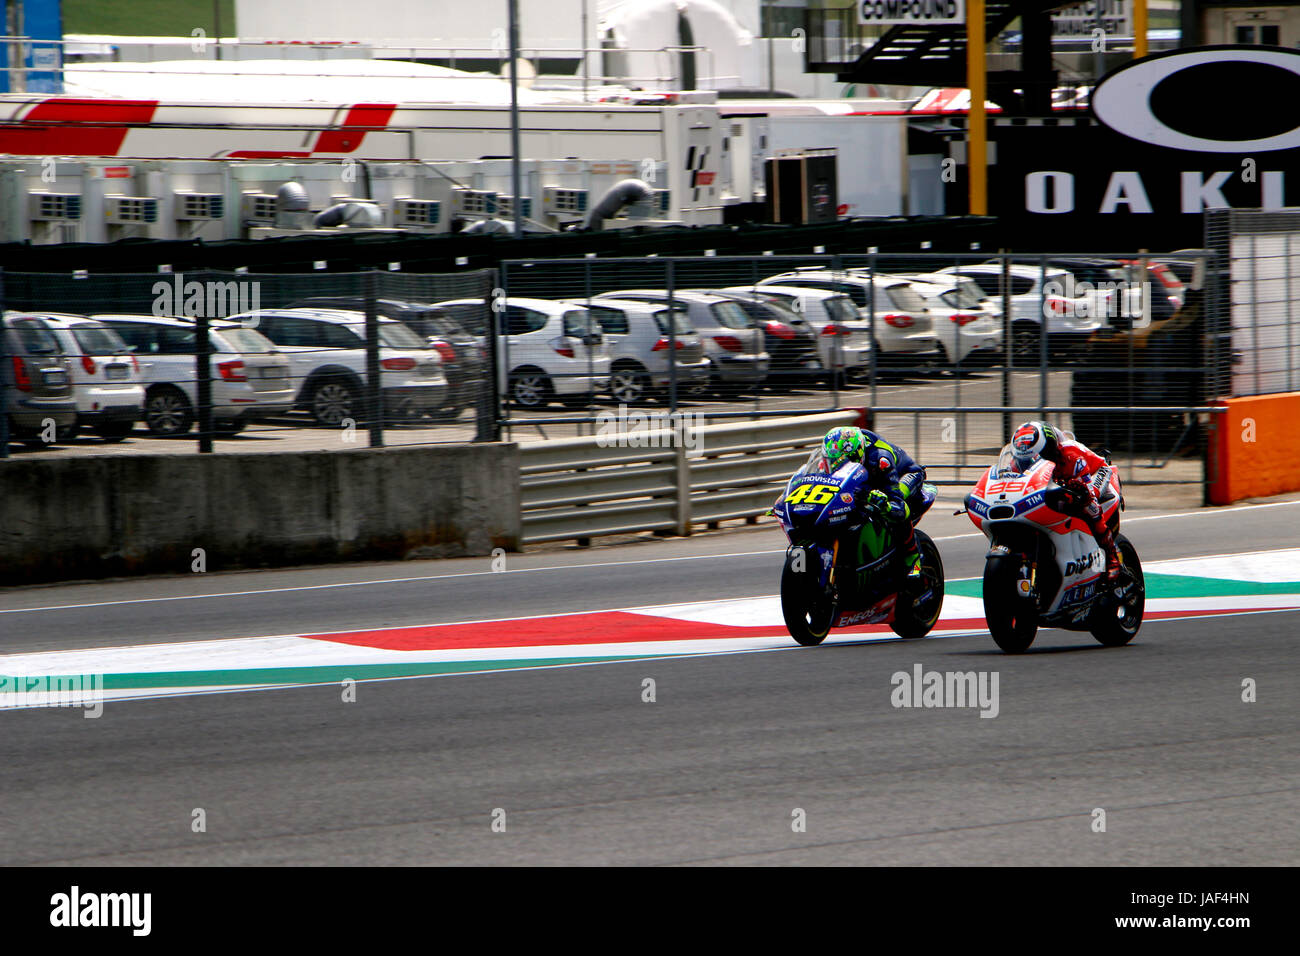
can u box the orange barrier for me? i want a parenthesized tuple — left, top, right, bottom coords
(1208, 392, 1300, 504)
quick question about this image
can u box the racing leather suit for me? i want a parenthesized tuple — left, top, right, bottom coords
(1043, 439, 1122, 577)
(855, 431, 926, 580)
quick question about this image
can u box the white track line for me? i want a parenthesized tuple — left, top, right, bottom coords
(4, 499, 1298, 615)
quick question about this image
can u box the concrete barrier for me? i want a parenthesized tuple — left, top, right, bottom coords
(1208, 392, 1300, 505)
(0, 443, 520, 584)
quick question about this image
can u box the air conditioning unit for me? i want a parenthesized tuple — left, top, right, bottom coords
(625, 190, 672, 219)
(542, 186, 588, 216)
(450, 188, 498, 217)
(393, 198, 441, 227)
(175, 192, 225, 221)
(496, 195, 532, 220)
(28, 192, 82, 221)
(241, 192, 278, 223)
(104, 196, 159, 224)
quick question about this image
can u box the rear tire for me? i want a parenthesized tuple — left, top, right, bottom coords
(144, 385, 194, 436)
(509, 368, 552, 409)
(609, 363, 651, 404)
(984, 556, 1039, 653)
(1011, 322, 1042, 365)
(890, 531, 945, 639)
(1090, 535, 1145, 647)
(781, 547, 834, 646)
(213, 418, 247, 436)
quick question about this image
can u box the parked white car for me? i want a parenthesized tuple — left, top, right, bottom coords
(591, 289, 769, 392)
(756, 269, 941, 361)
(727, 286, 872, 377)
(933, 264, 1107, 361)
(229, 308, 449, 424)
(879, 274, 1003, 365)
(94, 314, 295, 436)
(433, 297, 611, 408)
(13, 312, 143, 441)
(563, 298, 710, 404)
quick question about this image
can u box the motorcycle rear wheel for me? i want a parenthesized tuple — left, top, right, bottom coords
(781, 549, 834, 646)
(1090, 535, 1145, 647)
(890, 530, 945, 639)
(984, 557, 1039, 653)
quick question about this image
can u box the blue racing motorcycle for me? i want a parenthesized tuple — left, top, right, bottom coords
(774, 450, 945, 646)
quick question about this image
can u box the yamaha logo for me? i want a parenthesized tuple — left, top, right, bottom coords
(1093, 46, 1300, 153)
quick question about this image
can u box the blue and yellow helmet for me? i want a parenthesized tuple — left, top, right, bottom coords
(823, 426, 866, 471)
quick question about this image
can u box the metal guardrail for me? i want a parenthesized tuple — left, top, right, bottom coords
(519, 409, 862, 544)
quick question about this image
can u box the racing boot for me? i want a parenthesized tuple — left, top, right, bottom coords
(901, 529, 924, 593)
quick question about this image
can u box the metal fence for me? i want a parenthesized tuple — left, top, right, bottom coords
(1, 249, 1240, 496)
(1206, 209, 1300, 397)
(500, 252, 1227, 487)
(0, 268, 495, 457)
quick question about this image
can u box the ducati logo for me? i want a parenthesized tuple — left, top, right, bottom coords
(1093, 46, 1300, 153)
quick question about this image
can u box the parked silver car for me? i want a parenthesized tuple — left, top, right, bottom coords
(593, 289, 769, 392)
(22, 312, 144, 441)
(567, 298, 710, 403)
(2, 313, 76, 446)
(95, 314, 295, 436)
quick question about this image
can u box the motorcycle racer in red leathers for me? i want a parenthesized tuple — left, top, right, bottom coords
(1011, 421, 1123, 580)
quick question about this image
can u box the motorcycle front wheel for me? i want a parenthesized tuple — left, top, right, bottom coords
(984, 555, 1039, 653)
(781, 546, 835, 646)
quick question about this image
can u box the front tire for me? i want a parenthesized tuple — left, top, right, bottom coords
(890, 530, 945, 639)
(1090, 534, 1145, 646)
(984, 556, 1039, 653)
(308, 377, 358, 426)
(781, 547, 834, 646)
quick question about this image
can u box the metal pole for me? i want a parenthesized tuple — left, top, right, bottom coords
(1038, 255, 1048, 420)
(868, 253, 878, 414)
(1000, 251, 1012, 442)
(667, 259, 677, 414)
(0, 269, 8, 458)
(966, 0, 987, 216)
(196, 305, 213, 454)
(1133, 0, 1148, 59)
(581, 0, 590, 102)
(364, 269, 383, 447)
(488, 268, 503, 442)
(213, 0, 222, 61)
(508, 0, 524, 239)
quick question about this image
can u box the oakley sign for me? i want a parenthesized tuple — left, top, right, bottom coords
(858, 0, 964, 26)
(1092, 46, 1300, 152)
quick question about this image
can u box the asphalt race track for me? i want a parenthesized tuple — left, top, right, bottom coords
(2, 498, 1297, 865)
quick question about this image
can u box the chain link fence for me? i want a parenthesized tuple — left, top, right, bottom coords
(1206, 209, 1300, 398)
(0, 268, 495, 456)
(1, 250, 1239, 494)
(499, 252, 1224, 487)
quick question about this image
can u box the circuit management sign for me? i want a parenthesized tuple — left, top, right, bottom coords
(858, 0, 964, 26)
